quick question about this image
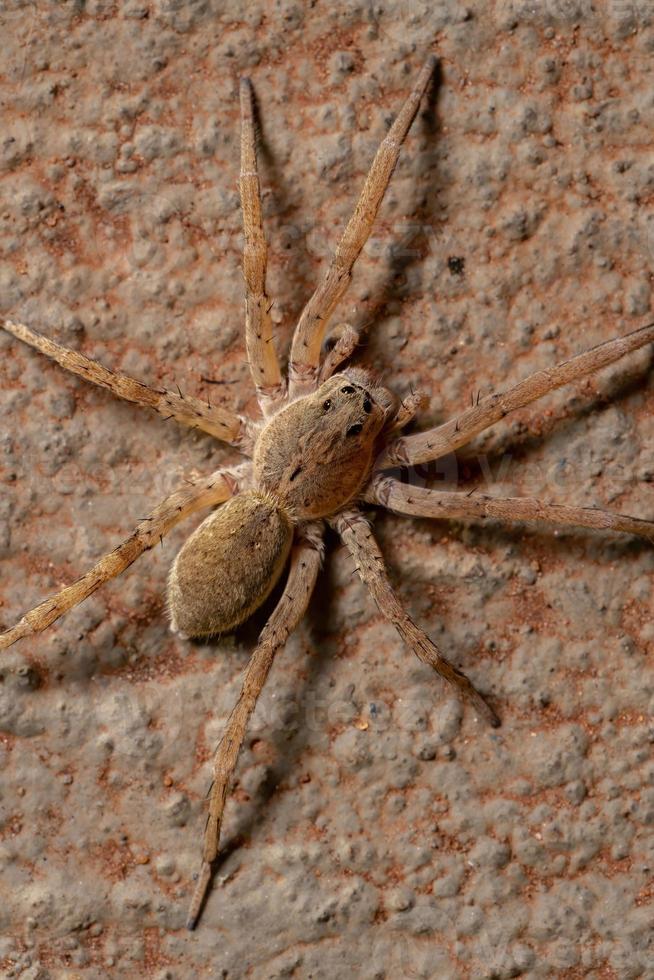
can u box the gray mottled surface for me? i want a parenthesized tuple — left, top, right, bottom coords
(1, 1, 653, 978)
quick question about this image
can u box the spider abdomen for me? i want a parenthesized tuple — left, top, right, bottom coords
(167, 491, 292, 638)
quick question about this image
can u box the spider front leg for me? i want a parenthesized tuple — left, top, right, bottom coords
(288, 55, 437, 399)
(378, 320, 654, 468)
(0, 465, 246, 652)
(186, 521, 324, 930)
(332, 508, 500, 727)
(1, 319, 251, 449)
(239, 78, 285, 415)
(366, 476, 654, 543)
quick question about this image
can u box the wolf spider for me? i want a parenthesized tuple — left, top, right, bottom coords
(1, 55, 653, 929)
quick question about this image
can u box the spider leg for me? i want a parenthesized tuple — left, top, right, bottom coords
(0, 465, 246, 652)
(239, 78, 285, 415)
(1, 319, 252, 450)
(378, 320, 654, 468)
(332, 507, 500, 727)
(186, 521, 324, 930)
(366, 476, 654, 543)
(288, 55, 437, 399)
(319, 323, 360, 382)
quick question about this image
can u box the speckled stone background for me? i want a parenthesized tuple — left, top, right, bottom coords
(1, 2, 653, 978)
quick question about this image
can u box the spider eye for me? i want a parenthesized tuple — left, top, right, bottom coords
(346, 422, 363, 437)
(363, 398, 372, 414)
(341, 385, 355, 394)
(323, 399, 332, 411)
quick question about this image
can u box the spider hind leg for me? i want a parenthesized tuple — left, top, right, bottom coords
(333, 508, 500, 728)
(186, 523, 324, 929)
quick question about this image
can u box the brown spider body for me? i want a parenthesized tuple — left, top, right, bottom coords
(1, 56, 653, 931)
(170, 371, 391, 637)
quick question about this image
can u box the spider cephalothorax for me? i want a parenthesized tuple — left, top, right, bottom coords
(1, 55, 653, 930)
(253, 371, 393, 519)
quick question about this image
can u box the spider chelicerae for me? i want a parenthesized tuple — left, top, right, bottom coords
(1, 55, 653, 929)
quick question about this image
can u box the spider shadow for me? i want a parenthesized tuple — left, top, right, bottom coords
(387, 346, 653, 501)
(405, 506, 653, 570)
(391, 354, 654, 560)
(454, 354, 654, 492)
(352, 60, 447, 368)
(248, 78, 320, 360)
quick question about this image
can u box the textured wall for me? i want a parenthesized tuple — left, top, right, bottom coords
(0, 2, 653, 978)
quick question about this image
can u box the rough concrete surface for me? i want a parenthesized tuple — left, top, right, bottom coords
(0, 2, 653, 978)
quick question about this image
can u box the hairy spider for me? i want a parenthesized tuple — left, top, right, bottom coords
(1, 55, 653, 930)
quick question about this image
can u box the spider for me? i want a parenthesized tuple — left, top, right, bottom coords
(1, 54, 653, 931)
